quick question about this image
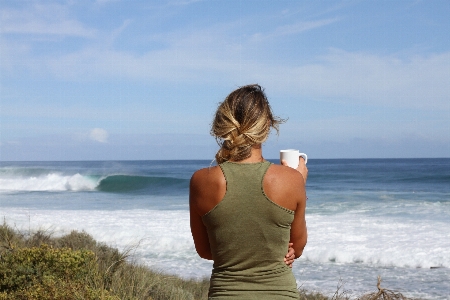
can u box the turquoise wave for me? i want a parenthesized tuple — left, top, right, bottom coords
(96, 175, 188, 194)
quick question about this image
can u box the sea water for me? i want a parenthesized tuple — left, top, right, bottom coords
(1, 159, 449, 299)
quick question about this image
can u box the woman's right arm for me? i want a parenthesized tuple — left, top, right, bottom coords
(189, 171, 213, 260)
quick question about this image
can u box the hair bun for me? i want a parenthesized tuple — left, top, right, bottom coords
(211, 84, 284, 163)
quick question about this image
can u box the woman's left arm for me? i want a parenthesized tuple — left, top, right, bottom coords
(189, 171, 213, 260)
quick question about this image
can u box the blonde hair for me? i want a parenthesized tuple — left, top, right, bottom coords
(211, 84, 284, 164)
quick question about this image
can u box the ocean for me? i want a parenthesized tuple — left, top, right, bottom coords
(0, 159, 449, 299)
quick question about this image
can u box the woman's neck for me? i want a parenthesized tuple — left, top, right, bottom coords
(233, 144, 264, 163)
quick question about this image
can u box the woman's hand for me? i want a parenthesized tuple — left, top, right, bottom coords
(284, 242, 295, 268)
(281, 156, 308, 184)
(297, 157, 308, 183)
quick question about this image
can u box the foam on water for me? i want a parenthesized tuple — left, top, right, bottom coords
(0, 173, 98, 192)
(2, 207, 213, 278)
(304, 213, 450, 269)
(2, 206, 449, 299)
(0, 171, 188, 194)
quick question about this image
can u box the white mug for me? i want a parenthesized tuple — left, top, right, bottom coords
(280, 149, 307, 169)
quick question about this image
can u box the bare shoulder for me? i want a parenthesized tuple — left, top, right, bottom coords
(263, 164, 305, 211)
(190, 166, 226, 215)
(265, 164, 304, 187)
(191, 166, 224, 186)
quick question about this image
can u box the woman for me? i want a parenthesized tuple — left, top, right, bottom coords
(190, 84, 308, 299)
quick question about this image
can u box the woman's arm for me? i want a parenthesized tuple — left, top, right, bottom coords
(189, 171, 213, 260)
(290, 191, 307, 258)
(281, 157, 308, 258)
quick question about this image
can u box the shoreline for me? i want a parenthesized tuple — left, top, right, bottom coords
(1, 205, 448, 299)
(0, 223, 425, 300)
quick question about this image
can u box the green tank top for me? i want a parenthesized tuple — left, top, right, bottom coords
(202, 161, 299, 299)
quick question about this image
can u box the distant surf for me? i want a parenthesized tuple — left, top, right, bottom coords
(0, 172, 98, 192)
(0, 168, 189, 194)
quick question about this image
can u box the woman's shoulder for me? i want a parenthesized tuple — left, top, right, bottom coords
(190, 165, 226, 214)
(264, 164, 305, 211)
(190, 165, 224, 187)
(264, 163, 305, 195)
(266, 163, 304, 182)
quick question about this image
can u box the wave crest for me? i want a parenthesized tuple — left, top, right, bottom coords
(0, 173, 188, 194)
(0, 173, 98, 192)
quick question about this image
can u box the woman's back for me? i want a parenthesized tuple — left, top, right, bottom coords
(189, 84, 307, 299)
(201, 161, 299, 299)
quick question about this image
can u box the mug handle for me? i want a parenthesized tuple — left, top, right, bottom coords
(299, 153, 307, 164)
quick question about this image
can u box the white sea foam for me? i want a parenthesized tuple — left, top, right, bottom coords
(3, 207, 449, 273)
(303, 213, 450, 269)
(2, 199, 450, 299)
(1, 208, 214, 280)
(0, 173, 98, 192)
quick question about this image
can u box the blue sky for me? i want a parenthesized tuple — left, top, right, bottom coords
(1, 0, 449, 160)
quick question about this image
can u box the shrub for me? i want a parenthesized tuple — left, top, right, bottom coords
(0, 223, 210, 299)
(0, 244, 116, 300)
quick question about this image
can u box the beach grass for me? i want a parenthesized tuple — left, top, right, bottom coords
(0, 222, 418, 300)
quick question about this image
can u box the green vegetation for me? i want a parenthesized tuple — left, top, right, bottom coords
(0, 222, 209, 299)
(0, 244, 106, 299)
(0, 222, 417, 300)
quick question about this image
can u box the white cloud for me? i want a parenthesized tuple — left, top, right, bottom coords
(1, 3, 448, 111)
(4, 37, 449, 111)
(89, 128, 109, 143)
(251, 18, 341, 41)
(263, 50, 450, 109)
(0, 4, 96, 37)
